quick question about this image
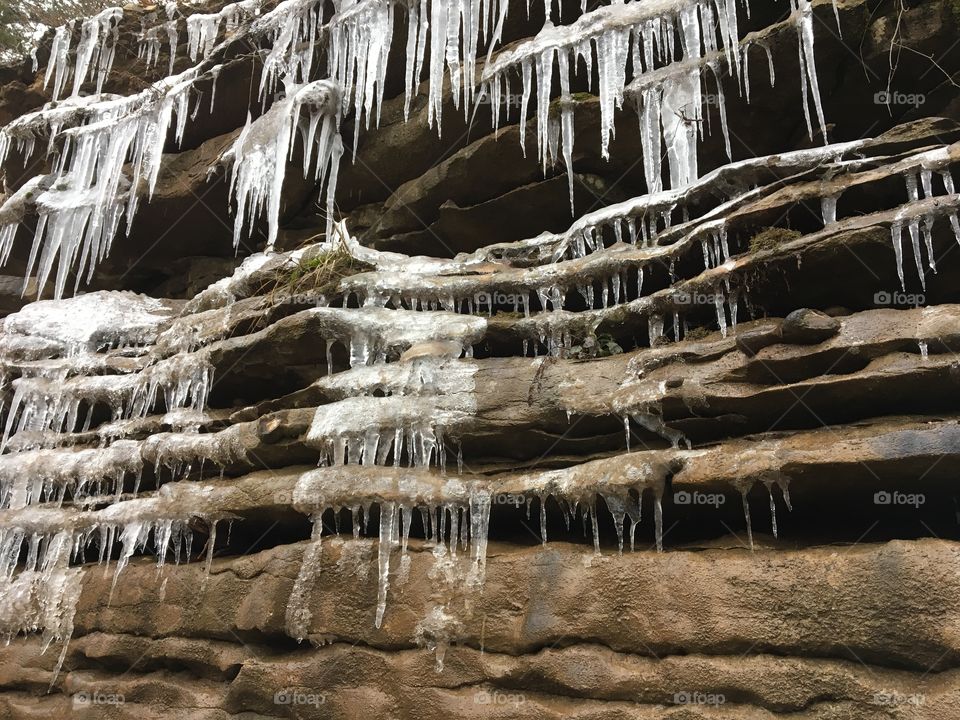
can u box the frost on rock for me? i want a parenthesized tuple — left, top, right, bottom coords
(224, 79, 344, 249)
(140, 424, 249, 477)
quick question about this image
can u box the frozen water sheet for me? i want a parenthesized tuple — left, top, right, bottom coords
(3, 291, 174, 354)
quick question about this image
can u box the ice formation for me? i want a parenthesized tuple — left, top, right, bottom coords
(0, 64, 209, 298)
(0, 527, 83, 684)
(0, 286, 223, 550)
(1, 0, 835, 298)
(0, 441, 143, 509)
(140, 3, 181, 74)
(289, 467, 491, 632)
(0, 478, 236, 684)
(479, 0, 831, 204)
(225, 79, 344, 249)
(308, 307, 487, 366)
(186, 0, 261, 61)
(2, 0, 930, 684)
(44, 7, 124, 101)
(479, 0, 740, 188)
(889, 153, 960, 290)
(327, 0, 397, 140)
(250, 0, 326, 98)
(2, 291, 173, 354)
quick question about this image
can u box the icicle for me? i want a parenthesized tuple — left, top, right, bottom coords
(907, 218, 926, 290)
(765, 483, 778, 539)
(921, 215, 937, 273)
(209, 66, 222, 112)
(285, 514, 324, 641)
(227, 79, 344, 250)
(44, 23, 75, 100)
(890, 220, 906, 291)
(375, 501, 398, 628)
(714, 292, 728, 337)
(71, 8, 124, 98)
(793, 0, 828, 142)
(654, 491, 663, 552)
(740, 486, 754, 550)
(539, 494, 548, 544)
(821, 194, 839, 226)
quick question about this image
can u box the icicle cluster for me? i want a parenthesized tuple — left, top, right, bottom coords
(481, 0, 742, 199)
(186, 0, 261, 61)
(226, 79, 344, 250)
(0, 465, 235, 684)
(305, 357, 478, 469)
(405, 0, 509, 130)
(252, 0, 325, 98)
(138, 2, 181, 75)
(1, 0, 840, 302)
(0, 527, 83, 684)
(0, 65, 206, 298)
(480, 0, 833, 205)
(890, 163, 960, 291)
(734, 471, 793, 550)
(0, 291, 221, 518)
(287, 467, 491, 637)
(44, 7, 124, 101)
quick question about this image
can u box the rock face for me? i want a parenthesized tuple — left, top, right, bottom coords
(0, 0, 958, 718)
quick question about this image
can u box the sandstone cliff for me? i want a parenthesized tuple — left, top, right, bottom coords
(0, 0, 958, 717)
